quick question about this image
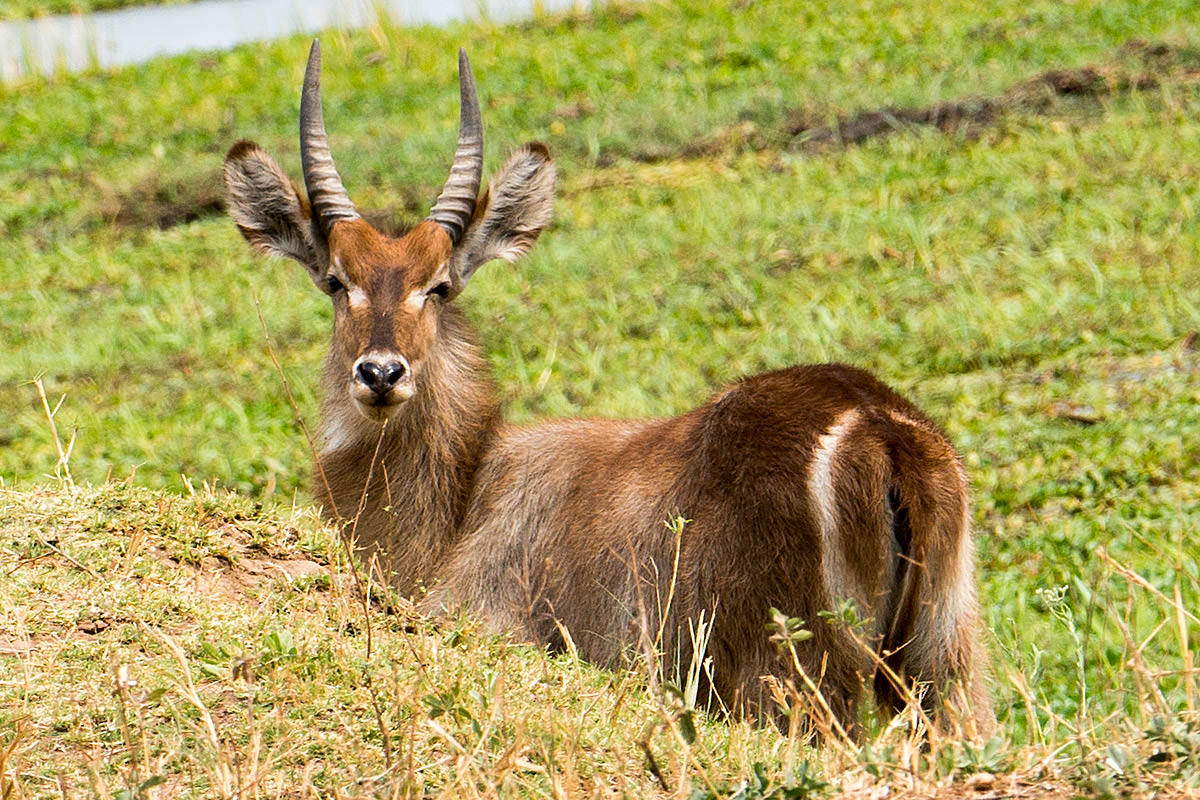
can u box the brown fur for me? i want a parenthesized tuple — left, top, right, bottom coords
(223, 58, 993, 736)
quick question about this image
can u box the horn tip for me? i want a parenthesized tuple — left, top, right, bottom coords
(303, 39, 323, 95)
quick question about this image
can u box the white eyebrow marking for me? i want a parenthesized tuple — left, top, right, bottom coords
(403, 288, 426, 312)
(328, 257, 368, 309)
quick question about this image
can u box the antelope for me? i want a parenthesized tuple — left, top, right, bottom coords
(224, 41, 992, 734)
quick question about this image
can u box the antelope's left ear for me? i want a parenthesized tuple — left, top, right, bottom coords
(449, 142, 555, 295)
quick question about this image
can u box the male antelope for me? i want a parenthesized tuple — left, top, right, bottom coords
(225, 42, 992, 733)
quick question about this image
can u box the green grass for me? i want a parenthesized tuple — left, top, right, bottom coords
(2, 0, 1199, 796)
(0, 0, 192, 21)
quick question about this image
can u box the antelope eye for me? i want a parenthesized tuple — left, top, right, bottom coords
(428, 281, 451, 300)
(325, 275, 345, 295)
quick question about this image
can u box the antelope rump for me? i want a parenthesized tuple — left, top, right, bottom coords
(223, 41, 993, 734)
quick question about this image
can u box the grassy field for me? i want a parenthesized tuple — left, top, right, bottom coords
(0, 0, 194, 21)
(2, 0, 1199, 796)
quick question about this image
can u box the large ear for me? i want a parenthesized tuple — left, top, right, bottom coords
(449, 142, 555, 294)
(224, 139, 327, 284)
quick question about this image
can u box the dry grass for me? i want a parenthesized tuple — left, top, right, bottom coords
(0, 480, 1196, 798)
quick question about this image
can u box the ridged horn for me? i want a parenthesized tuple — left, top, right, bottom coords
(427, 49, 483, 245)
(299, 39, 359, 236)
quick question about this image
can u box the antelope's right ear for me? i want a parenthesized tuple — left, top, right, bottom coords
(224, 140, 327, 283)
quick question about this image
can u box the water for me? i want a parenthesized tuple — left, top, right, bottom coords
(0, 0, 586, 82)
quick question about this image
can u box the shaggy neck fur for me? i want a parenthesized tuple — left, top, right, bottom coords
(312, 306, 500, 596)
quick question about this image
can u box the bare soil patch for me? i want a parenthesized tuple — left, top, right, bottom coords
(783, 55, 1172, 151)
(97, 164, 225, 230)
(633, 39, 1200, 163)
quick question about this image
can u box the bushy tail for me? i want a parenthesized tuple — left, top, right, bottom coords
(873, 434, 993, 738)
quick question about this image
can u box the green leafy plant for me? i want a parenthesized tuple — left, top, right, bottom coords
(259, 628, 297, 665)
(688, 761, 828, 799)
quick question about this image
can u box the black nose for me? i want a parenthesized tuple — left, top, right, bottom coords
(356, 359, 407, 395)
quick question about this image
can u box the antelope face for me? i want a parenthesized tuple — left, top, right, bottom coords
(323, 220, 453, 420)
(224, 41, 555, 423)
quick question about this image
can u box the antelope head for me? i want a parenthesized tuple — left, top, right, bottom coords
(224, 41, 555, 422)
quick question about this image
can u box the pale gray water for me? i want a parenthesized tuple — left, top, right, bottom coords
(0, 0, 588, 82)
